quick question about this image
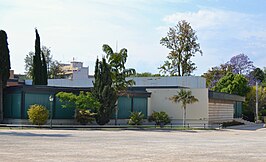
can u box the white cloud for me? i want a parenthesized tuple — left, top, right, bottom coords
(163, 9, 251, 29)
(161, 9, 266, 41)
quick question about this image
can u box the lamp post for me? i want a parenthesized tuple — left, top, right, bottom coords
(256, 81, 259, 123)
(49, 95, 54, 129)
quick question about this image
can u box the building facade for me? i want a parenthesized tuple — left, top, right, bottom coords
(3, 76, 244, 126)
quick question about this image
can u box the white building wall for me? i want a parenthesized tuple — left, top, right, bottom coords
(128, 76, 206, 88)
(72, 67, 89, 80)
(147, 88, 209, 124)
(26, 76, 206, 88)
(71, 61, 83, 69)
(48, 78, 94, 87)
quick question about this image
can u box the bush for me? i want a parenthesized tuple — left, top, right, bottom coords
(27, 104, 49, 126)
(128, 112, 145, 125)
(259, 109, 266, 116)
(258, 109, 266, 123)
(222, 120, 244, 128)
(148, 111, 171, 127)
(76, 109, 96, 125)
(242, 109, 255, 122)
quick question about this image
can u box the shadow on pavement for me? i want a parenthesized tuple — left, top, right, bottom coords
(225, 124, 265, 131)
(124, 129, 200, 133)
(0, 132, 72, 137)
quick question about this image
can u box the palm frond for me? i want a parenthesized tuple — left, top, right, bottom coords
(169, 89, 198, 106)
(102, 44, 114, 58)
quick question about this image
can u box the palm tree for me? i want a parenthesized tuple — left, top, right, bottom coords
(102, 44, 136, 125)
(102, 44, 136, 92)
(170, 89, 198, 127)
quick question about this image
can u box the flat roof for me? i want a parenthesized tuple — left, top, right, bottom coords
(209, 90, 245, 102)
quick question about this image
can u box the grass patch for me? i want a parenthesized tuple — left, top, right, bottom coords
(0, 125, 216, 131)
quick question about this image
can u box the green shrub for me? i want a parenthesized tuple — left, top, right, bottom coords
(222, 120, 244, 128)
(128, 112, 145, 125)
(76, 109, 96, 125)
(148, 111, 171, 127)
(259, 109, 266, 116)
(27, 104, 49, 126)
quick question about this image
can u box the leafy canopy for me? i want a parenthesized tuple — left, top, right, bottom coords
(170, 89, 198, 109)
(159, 20, 202, 76)
(226, 53, 255, 75)
(56, 91, 100, 111)
(25, 46, 63, 79)
(202, 64, 232, 89)
(202, 53, 257, 88)
(134, 72, 161, 77)
(213, 72, 250, 96)
(102, 44, 136, 93)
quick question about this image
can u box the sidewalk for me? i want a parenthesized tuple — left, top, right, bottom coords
(225, 123, 265, 131)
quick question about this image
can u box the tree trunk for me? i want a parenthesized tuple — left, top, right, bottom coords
(115, 100, 118, 125)
(178, 52, 182, 76)
(183, 106, 186, 127)
(178, 62, 181, 76)
(0, 75, 3, 122)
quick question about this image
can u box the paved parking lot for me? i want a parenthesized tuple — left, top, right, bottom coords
(0, 127, 265, 162)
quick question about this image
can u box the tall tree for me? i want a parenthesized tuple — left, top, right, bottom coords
(49, 60, 64, 79)
(102, 44, 136, 125)
(41, 51, 48, 85)
(103, 44, 136, 92)
(32, 29, 43, 85)
(244, 86, 266, 122)
(203, 54, 255, 88)
(159, 20, 202, 76)
(248, 68, 265, 86)
(202, 64, 232, 89)
(0, 30, 11, 121)
(226, 53, 255, 75)
(170, 89, 198, 126)
(32, 29, 47, 85)
(93, 57, 117, 125)
(24, 48, 63, 79)
(213, 72, 250, 96)
(24, 51, 34, 79)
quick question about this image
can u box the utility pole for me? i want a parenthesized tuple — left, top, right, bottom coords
(256, 81, 259, 123)
(116, 40, 118, 52)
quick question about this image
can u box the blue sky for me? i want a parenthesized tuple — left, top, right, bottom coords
(1, 0, 266, 75)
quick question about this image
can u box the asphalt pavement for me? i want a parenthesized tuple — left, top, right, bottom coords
(0, 126, 265, 162)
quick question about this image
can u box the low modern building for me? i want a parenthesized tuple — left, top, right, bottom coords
(3, 76, 244, 126)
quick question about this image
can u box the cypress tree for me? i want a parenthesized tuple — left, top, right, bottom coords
(93, 57, 117, 125)
(41, 52, 48, 85)
(0, 30, 11, 121)
(32, 29, 47, 85)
